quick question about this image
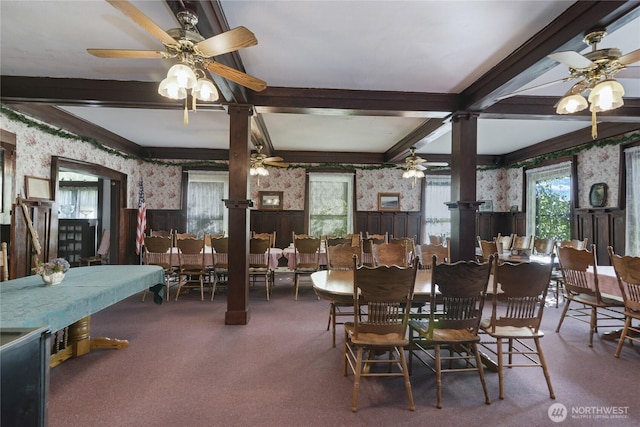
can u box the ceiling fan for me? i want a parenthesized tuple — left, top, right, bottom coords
(498, 29, 639, 138)
(400, 147, 447, 187)
(87, 0, 267, 93)
(250, 144, 289, 184)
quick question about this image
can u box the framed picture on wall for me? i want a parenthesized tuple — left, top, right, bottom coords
(258, 191, 283, 210)
(478, 200, 493, 212)
(25, 176, 52, 200)
(378, 193, 400, 211)
(589, 182, 607, 207)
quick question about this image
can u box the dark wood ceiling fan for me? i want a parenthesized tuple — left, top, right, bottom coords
(87, 0, 266, 92)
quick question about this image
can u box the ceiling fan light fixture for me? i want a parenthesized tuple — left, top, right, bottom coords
(192, 78, 219, 102)
(556, 94, 588, 114)
(166, 63, 197, 89)
(158, 76, 187, 100)
(588, 79, 625, 112)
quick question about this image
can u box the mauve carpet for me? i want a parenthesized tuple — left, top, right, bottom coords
(48, 273, 640, 427)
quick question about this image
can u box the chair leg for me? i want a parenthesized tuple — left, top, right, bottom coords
(615, 316, 631, 358)
(534, 337, 555, 399)
(589, 307, 597, 347)
(398, 346, 415, 411)
(265, 273, 270, 301)
(352, 346, 364, 412)
(496, 338, 505, 400)
(555, 299, 571, 332)
(434, 343, 442, 409)
(294, 274, 299, 300)
(472, 343, 491, 405)
(200, 276, 204, 301)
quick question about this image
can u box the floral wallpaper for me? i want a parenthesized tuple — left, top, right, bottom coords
(1, 110, 632, 215)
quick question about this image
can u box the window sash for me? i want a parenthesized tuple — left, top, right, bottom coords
(186, 171, 228, 236)
(525, 162, 571, 239)
(308, 173, 354, 236)
(625, 146, 640, 255)
(423, 176, 451, 241)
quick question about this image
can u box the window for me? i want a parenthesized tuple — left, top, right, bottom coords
(625, 145, 640, 256)
(525, 162, 571, 241)
(423, 176, 451, 241)
(186, 171, 228, 236)
(58, 172, 99, 219)
(308, 173, 354, 237)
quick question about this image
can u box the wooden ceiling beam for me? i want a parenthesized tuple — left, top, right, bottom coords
(461, 1, 640, 111)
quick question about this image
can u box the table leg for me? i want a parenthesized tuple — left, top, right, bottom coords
(49, 316, 129, 368)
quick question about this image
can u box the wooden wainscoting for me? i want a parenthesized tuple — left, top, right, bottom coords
(575, 208, 625, 265)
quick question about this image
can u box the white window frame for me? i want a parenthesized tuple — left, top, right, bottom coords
(525, 161, 572, 239)
(422, 175, 451, 242)
(307, 172, 354, 236)
(625, 145, 640, 256)
(186, 171, 228, 236)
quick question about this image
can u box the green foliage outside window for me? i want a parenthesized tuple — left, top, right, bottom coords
(535, 179, 570, 241)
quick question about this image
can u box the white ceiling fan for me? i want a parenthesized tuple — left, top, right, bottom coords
(400, 147, 447, 187)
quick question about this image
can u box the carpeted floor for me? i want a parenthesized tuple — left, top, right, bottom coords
(47, 272, 640, 427)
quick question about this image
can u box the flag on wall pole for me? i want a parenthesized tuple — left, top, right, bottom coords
(135, 178, 146, 255)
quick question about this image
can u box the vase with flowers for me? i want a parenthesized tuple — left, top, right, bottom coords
(33, 258, 70, 285)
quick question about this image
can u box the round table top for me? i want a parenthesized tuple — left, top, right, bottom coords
(311, 268, 433, 303)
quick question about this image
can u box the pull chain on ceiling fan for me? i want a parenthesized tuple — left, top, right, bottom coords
(87, 0, 267, 124)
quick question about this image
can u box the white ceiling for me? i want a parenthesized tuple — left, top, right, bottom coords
(1, 1, 639, 160)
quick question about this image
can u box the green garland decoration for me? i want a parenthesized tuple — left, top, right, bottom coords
(3, 104, 638, 172)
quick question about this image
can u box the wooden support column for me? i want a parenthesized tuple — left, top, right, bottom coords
(224, 105, 252, 325)
(448, 112, 479, 262)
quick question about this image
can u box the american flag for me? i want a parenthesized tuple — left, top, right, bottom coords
(135, 178, 146, 255)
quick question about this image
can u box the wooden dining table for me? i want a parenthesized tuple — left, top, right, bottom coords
(311, 268, 434, 304)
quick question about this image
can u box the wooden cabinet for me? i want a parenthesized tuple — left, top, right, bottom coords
(58, 220, 96, 267)
(575, 208, 625, 264)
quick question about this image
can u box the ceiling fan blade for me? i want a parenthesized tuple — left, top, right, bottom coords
(619, 48, 640, 66)
(264, 161, 289, 168)
(616, 66, 640, 79)
(205, 61, 267, 92)
(548, 51, 595, 70)
(413, 158, 427, 164)
(106, 0, 176, 46)
(424, 162, 448, 167)
(495, 76, 574, 101)
(264, 156, 284, 162)
(195, 26, 258, 57)
(87, 49, 166, 59)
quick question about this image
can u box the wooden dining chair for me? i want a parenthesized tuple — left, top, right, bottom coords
(292, 236, 322, 300)
(365, 231, 388, 244)
(480, 257, 556, 400)
(325, 236, 351, 247)
(477, 237, 498, 262)
(409, 256, 493, 408)
(496, 233, 513, 251)
(174, 237, 209, 301)
(556, 245, 624, 346)
(324, 243, 362, 347)
(253, 231, 276, 248)
(511, 234, 533, 251)
(344, 257, 418, 412)
(249, 237, 272, 301)
(80, 229, 111, 266)
(0, 242, 9, 281)
(373, 241, 408, 267)
(209, 236, 229, 300)
(559, 238, 588, 250)
(428, 234, 443, 245)
(607, 246, 640, 358)
(419, 243, 449, 269)
(141, 235, 175, 301)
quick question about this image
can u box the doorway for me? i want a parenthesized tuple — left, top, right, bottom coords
(52, 157, 126, 265)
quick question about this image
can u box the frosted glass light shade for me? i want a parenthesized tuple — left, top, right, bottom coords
(158, 77, 187, 100)
(192, 78, 219, 102)
(588, 80, 624, 112)
(556, 94, 588, 114)
(166, 64, 197, 90)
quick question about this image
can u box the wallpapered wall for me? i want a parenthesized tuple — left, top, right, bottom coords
(1, 111, 629, 214)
